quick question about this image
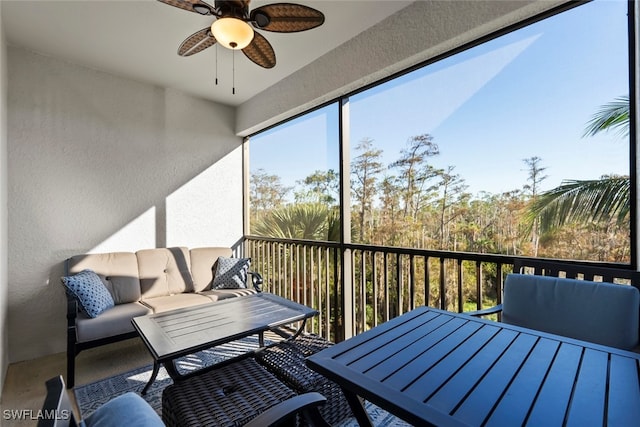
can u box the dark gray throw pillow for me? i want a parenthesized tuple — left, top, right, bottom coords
(212, 257, 251, 289)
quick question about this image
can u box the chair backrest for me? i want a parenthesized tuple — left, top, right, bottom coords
(513, 258, 640, 289)
(37, 376, 78, 427)
(502, 273, 640, 349)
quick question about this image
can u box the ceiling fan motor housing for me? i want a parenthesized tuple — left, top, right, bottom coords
(215, 0, 250, 20)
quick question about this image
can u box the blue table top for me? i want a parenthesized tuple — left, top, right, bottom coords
(307, 306, 640, 427)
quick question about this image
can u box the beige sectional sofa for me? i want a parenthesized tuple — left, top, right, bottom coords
(64, 246, 261, 388)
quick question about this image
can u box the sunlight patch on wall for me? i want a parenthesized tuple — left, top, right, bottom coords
(89, 208, 156, 253)
(165, 147, 243, 248)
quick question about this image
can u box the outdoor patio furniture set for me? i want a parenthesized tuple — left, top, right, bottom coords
(53, 246, 640, 426)
(59, 246, 355, 426)
(63, 246, 262, 389)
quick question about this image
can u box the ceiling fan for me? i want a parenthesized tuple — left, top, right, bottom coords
(158, 0, 325, 69)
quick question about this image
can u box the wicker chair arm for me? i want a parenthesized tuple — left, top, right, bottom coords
(243, 392, 329, 427)
(249, 271, 264, 292)
(466, 304, 503, 317)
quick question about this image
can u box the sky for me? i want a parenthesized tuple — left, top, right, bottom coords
(250, 0, 630, 198)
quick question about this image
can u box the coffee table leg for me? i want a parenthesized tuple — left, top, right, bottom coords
(141, 361, 160, 395)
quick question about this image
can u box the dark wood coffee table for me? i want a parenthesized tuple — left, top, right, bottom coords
(132, 292, 318, 394)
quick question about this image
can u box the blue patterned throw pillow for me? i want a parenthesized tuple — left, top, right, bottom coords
(62, 269, 115, 318)
(212, 257, 251, 289)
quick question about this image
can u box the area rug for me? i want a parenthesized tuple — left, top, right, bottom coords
(74, 336, 410, 426)
(74, 336, 267, 418)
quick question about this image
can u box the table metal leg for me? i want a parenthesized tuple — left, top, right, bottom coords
(164, 358, 181, 381)
(141, 361, 160, 395)
(342, 387, 374, 427)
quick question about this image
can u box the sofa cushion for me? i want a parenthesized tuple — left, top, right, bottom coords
(137, 247, 194, 298)
(199, 288, 258, 302)
(502, 273, 640, 349)
(141, 293, 213, 313)
(76, 302, 152, 343)
(62, 269, 115, 318)
(190, 247, 233, 292)
(67, 252, 141, 304)
(212, 257, 251, 289)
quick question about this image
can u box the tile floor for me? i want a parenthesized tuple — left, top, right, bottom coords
(1, 339, 151, 426)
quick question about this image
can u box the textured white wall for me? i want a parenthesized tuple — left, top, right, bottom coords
(7, 47, 242, 362)
(236, 0, 566, 136)
(0, 4, 8, 392)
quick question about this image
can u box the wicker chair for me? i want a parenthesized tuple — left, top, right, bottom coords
(255, 334, 353, 426)
(162, 357, 328, 427)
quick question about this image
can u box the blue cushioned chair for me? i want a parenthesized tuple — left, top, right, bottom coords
(470, 273, 640, 350)
(37, 375, 164, 427)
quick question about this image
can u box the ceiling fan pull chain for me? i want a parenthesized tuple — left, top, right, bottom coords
(215, 44, 218, 86)
(232, 50, 236, 95)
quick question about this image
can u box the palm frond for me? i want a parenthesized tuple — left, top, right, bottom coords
(252, 203, 330, 240)
(582, 95, 629, 138)
(527, 177, 630, 233)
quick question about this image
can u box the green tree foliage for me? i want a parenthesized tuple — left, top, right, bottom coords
(250, 112, 630, 329)
(251, 106, 630, 264)
(583, 95, 629, 138)
(251, 203, 339, 240)
(294, 169, 339, 205)
(250, 169, 290, 218)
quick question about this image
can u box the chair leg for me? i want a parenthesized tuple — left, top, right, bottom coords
(66, 334, 76, 389)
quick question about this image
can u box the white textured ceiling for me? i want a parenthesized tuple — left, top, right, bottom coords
(2, 0, 412, 106)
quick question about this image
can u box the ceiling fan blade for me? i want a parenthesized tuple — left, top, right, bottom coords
(250, 3, 325, 33)
(157, 0, 214, 16)
(242, 32, 276, 69)
(178, 28, 217, 56)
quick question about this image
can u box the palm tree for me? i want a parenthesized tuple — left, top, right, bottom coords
(529, 95, 630, 233)
(252, 203, 340, 240)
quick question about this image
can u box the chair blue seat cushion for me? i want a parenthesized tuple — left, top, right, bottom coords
(80, 392, 163, 427)
(502, 273, 640, 349)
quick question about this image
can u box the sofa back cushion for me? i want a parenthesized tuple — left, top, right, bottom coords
(136, 247, 194, 298)
(66, 252, 141, 304)
(502, 273, 640, 349)
(190, 247, 233, 292)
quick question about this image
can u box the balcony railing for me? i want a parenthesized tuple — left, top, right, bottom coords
(239, 236, 632, 343)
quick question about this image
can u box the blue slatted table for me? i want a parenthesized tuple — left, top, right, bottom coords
(306, 307, 640, 427)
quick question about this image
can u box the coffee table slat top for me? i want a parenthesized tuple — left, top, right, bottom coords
(132, 293, 318, 360)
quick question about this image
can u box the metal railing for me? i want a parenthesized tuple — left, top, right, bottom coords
(241, 235, 633, 343)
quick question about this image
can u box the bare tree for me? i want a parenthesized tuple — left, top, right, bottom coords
(389, 134, 440, 220)
(351, 138, 384, 242)
(522, 156, 548, 257)
(250, 168, 290, 217)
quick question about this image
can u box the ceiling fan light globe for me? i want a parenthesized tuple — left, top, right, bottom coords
(211, 17, 254, 50)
